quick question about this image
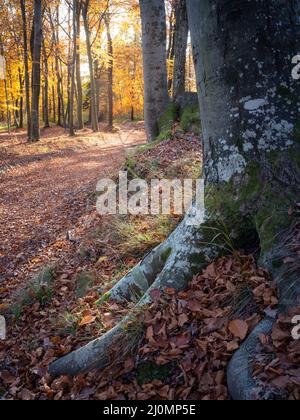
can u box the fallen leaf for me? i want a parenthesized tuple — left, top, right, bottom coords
(228, 320, 249, 340)
(79, 315, 97, 326)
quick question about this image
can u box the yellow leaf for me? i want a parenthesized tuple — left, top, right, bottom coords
(79, 315, 97, 326)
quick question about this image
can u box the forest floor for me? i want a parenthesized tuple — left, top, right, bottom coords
(0, 123, 145, 286)
(0, 123, 299, 400)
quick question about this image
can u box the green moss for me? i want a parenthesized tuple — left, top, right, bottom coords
(161, 247, 172, 263)
(255, 189, 292, 254)
(136, 361, 172, 385)
(157, 102, 180, 140)
(180, 105, 201, 134)
(239, 162, 260, 202)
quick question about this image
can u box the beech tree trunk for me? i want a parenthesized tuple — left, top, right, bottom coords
(105, 16, 113, 130)
(139, 0, 169, 141)
(172, 0, 188, 101)
(76, 3, 84, 129)
(69, 0, 77, 136)
(20, 0, 31, 139)
(82, 0, 99, 132)
(187, 0, 300, 399)
(30, 0, 43, 142)
(42, 39, 50, 129)
(18, 66, 24, 129)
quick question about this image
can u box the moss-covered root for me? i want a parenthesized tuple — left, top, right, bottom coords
(227, 318, 286, 400)
(109, 212, 217, 303)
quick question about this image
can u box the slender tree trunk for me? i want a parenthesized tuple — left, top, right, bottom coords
(94, 59, 101, 121)
(30, 0, 43, 142)
(42, 39, 50, 129)
(51, 63, 56, 123)
(167, 4, 175, 92)
(139, 0, 169, 141)
(105, 16, 113, 130)
(172, 0, 188, 101)
(187, 0, 300, 400)
(0, 38, 11, 134)
(82, 0, 98, 132)
(69, 0, 77, 136)
(18, 67, 24, 128)
(20, 0, 31, 139)
(76, 3, 84, 129)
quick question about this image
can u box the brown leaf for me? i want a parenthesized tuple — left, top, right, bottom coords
(228, 320, 249, 340)
(178, 313, 189, 327)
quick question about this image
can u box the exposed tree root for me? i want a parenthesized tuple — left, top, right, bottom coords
(49, 211, 220, 377)
(228, 225, 300, 400)
(49, 213, 300, 401)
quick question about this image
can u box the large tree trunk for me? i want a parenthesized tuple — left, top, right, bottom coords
(187, 0, 300, 400)
(30, 0, 43, 142)
(82, 0, 99, 132)
(172, 0, 188, 101)
(20, 0, 31, 139)
(139, 0, 169, 141)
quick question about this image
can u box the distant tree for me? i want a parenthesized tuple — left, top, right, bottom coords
(139, 0, 169, 141)
(20, 0, 31, 138)
(172, 0, 188, 100)
(30, 0, 43, 141)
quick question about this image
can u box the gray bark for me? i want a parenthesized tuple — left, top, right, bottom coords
(42, 39, 50, 129)
(105, 16, 113, 130)
(20, 0, 31, 139)
(139, 0, 169, 141)
(30, 0, 43, 142)
(187, 0, 300, 400)
(76, 3, 84, 129)
(82, 0, 99, 132)
(69, 0, 77, 136)
(172, 0, 189, 100)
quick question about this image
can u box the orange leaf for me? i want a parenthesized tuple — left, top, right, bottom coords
(79, 315, 96, 326)
(228, 320, 249, 340)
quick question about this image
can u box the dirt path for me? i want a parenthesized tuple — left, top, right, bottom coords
(0, 123, 146, 285)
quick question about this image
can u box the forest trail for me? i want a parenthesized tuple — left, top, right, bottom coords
(0, 123, 146, 286)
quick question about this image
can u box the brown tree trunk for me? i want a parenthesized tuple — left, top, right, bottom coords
(20, 0, 31, 139)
